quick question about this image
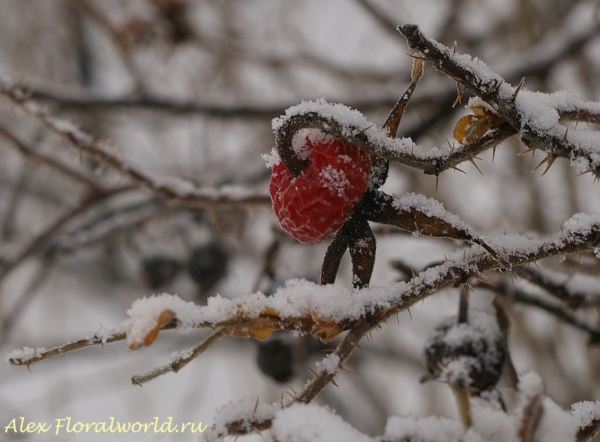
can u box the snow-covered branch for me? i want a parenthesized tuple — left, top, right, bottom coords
(398, 24, 600, 179)
(273, 99, 516, 177)
(0, 77, 272, 210)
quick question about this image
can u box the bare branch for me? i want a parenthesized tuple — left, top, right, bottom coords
(6, 328, 128, 366)
(0, 78, 272, 209)
(0, 123, 104, 192)
(131, 328, 225, 386)
(0, 186, 132, 284)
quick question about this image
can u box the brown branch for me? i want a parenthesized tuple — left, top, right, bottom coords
(516, 265, 596, 308)
(0, 78, 272, 209)
(0, 123, 104, 192)
(14, 212, 600, 358)
(560, 109, 600, 125)
(205, 216, 600, 437)
(131, 327, 226, 385)
(488, 280, 600, 342)
(0, 186, 133, 284)
(398, 24, 600, 177)
(6, 328, 129, 366)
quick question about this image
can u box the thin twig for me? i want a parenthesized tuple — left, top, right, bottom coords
(0, 123, 104, 192)
(6, 329, 128, 366)
(0, 186, 132, 284)
(131, 327, 225, 385)
(0, 78, 272, 209)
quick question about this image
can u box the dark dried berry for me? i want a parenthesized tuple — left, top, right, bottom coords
(256, 339, 294, 383)
(142, 255, 181, 289)
(424, 311, 505, 394)
(187, 242, 228, 293)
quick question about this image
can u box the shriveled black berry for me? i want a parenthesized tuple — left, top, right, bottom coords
(142, 255, 181, 289)
(424, 311, 505, 394)
(256, 339, 294, 383)
(187, 242, 228, 293)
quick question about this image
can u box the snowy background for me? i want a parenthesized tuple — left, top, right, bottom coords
(1, 0, 600, 441)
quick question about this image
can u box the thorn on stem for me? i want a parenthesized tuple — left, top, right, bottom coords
(510, 77, 526, 101)
(541, 155, 556, 176)
(531, 156, 548, 173)
(453, 82, 464, 107)
(518, 148, 536, 157)
(340, 364, 360, 377)
(469, 159, 483, 176)
(361, 124, 374, 134)
(510, 271, 520, 282)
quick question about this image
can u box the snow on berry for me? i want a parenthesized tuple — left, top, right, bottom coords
(268, 131, 371, 243)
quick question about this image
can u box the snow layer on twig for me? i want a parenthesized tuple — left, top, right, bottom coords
(383, 415, 463, 442)
(120, 210, 600, 349)
(4, 347, 47, 365)
(391, 192, 474, 234)
(273, 99, 469, 162)
(205, 397, 280, 441)
(270, 403, 373, 442)
(571, 400, 600, 432)
(314, 353, 340, 374)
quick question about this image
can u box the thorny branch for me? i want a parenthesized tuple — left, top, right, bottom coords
(478, 279, 600, 343)
(0, 186, 132, 284)
(205, 215, 600, 436)
(398, 24, 600, 178)
(8, 211, 600, 436)
(131, 327, 226, 386)
(0, 124, 105, 193)
(0, 77, 272, 210)
(5, 19, 600, 442)
(516, 264, 594, 308)
(275, 108, 516, 177)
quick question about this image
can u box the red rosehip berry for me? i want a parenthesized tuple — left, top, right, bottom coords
(269, 132, 371, 243)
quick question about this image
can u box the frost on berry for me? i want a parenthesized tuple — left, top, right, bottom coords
(269, 131, 371, 243)
(424, 311, 506, 394)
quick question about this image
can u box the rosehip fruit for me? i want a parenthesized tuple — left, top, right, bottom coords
(142, 255, 181, 289)
(256, 339, 294, 383)
(188, 242, 228, 293)
(269, 132, 371, 243)
(424, 311, 506, 394)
